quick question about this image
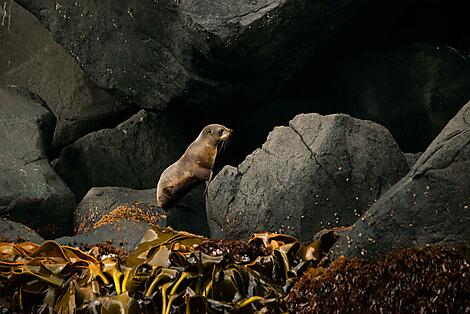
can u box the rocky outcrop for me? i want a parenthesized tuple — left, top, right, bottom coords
(74, 185, 209, 237)
(0, 2, 130, 149)
(331, 101, 470, 260)
(207, 113, 409, 241)
(0, 87, 75, 237)
(0, 218, 44, 243)
(16, 0, 368, 110)
(53, 110, 185, 200)
(74, 187, 164, 234)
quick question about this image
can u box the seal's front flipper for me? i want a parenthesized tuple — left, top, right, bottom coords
(192, 167, 212, 182)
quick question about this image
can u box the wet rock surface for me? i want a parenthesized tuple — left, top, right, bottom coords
(207, 113, 409, 241)
(0, 2, 130, 149)
(0, 87, 75, 237)
(331, 101, 470, 259)
(0, 218, 44, 243)
(53, 110, 185, 200)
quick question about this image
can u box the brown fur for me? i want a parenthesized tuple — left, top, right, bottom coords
(156, 124, 232, 209)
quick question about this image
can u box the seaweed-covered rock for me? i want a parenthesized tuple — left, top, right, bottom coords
(75, 185, 209, 237)
(331, 101, 470, 260)
(55, 220, 154, 252)
(0, 87, 75, 237)
(289, 245, 470, 314)
(0, 2, 129, 148)
(0, 218, 44, 243)
(207, 113, 409, 241)
(53, 110, 185, 200)
(17, 0, 368, 109)
(74, 187, 164, 234)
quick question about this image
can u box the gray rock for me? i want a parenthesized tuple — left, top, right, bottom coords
(0, 2, 130, 148)
(53, 110, 185, 200)
(17, 0, 368, 110)
(404, 152, 423, 168)
(0, 218, 44, 243)
(0, 87, 75, 237)
(56, 220, 153, 252)
(74, 187, 165, 234)
(75, 185, 209, 237)
(207, 113, 409, 241)
(331, 101, 470, 260)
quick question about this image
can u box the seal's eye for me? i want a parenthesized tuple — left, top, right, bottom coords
(218, 128, 224, 136)
(207, 129, 212, 134)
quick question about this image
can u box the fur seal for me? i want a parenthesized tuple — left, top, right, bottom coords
(156, 124, 233, 209)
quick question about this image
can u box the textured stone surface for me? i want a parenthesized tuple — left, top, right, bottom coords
(0, 87, 75, 237)
(16, 0, 368, 110)
(55, 220, 153, 252)
(207, 113, 409, 241)
(0, 2, 130, 148)
(74, 185, 209, 236)
(0, 218, 44, 243)
(53, 110, 185, 200)
(331, 101, 470, 259)
(74, 187, 164, 234)
(404, 152, 423, 168)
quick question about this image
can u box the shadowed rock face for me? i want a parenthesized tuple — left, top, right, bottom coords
(15, 0, 368, 110)
(206, 113, 409, 241)
(0, 218, 44, 243)
(331, 101, 470, 260)
(0, 87, 75, 237)
(330, 43, 470, 151)
(53, 110, 185, 200)
(0, 2, 130, 149)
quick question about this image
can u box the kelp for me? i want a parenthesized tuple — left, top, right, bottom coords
(0, 226, 339, 313)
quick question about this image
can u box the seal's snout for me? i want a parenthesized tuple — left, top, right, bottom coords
(221, 127, 233, 140)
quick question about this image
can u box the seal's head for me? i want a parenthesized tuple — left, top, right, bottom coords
(198, 124, 233, 145)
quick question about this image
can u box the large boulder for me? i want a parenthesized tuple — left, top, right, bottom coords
(331, 101, 470, 260)
(332, 43, 470, 151)
(17, 0, 370, 110)
(74, 187, 164, 234)
(75, 185, 209, 237)
(0, 218, 44, 243)
(0, 2, 130, 149)
(53, 110, 185, 200)
(207, 113, 409, 241)
(0, 87, 75, 237)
